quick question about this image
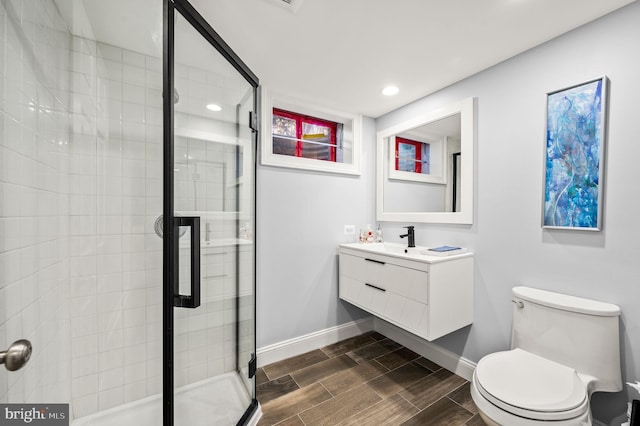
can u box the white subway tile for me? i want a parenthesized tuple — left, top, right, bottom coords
(98, 386, 123, 411)
(122, 102, 145, 123)
(122, 159, 145, 178)
(121, 139, 145, 159)
(145, 70, 162, 91)
(123, 381, 146, 403)
(97, 216, 122, 235)
(119, 215, 143, 235)
(72, 393, 98, 418)
(123, 345, 147, 366)
(96, 253, 122, 275)
(122, 235, 145, 253)
(122, 252, 145, 272)
(122, 83, 145, 105)
(99, 60, 122, 82)
(122, 289, 145, 310)
(70, 254, 96, 277)
(0, 218, 21, 253)
(98, 329, 124, 352)
(123, 307, 145, 328)
(72, 334, 98, 358)
(96, 235, 122, 255)
(188, 364, 207, 384)
(98, 309, 123, 332)
(122, 272, 145, 291)
(96, 291, 122, 313)
(123, 325, 145, 347)
(122, 50, 145, 68)
(103, 80, 122, 101)
(146, 374, 161, 396)
(97, 43, 121, 62)
(145, 56, 161, 71)
(97, 196, 122, 216)
(70, 295, 97, 319)
(70, 276, 97, 297)
(72, 354, 99, 379)
(71, 315, 98, 338)
(122, 65, 145, 87)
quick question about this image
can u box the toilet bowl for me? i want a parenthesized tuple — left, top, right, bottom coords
(471, 349, 591, 425)
(470, 286, 622, 426)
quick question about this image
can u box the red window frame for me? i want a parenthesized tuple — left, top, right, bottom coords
(395, 136, 422, 173)
(273, 108, 338, 161)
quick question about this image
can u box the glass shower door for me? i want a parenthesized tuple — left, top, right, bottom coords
(164, 1, 259, 425)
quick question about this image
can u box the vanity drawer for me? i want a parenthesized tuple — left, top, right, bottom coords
(339, 253, 428, 303)
(339, 275, 427, 332)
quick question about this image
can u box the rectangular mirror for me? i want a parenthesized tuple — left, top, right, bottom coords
(376, 97, 475, 224)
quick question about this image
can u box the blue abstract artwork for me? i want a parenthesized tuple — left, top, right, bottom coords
(543, 77, 607, 230)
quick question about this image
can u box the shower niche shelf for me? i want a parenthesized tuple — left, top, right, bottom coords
(338, 243, 474, 341)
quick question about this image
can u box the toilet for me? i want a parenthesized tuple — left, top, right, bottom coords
(470, 286, 622, 426)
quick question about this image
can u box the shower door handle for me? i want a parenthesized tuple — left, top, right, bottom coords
(174, 216, 201, 308)
(0, 339, 32, 371)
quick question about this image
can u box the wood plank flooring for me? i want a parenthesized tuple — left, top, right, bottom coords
(257, 332, 483, 426)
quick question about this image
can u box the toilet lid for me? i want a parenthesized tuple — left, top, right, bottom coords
(475, 349, 587, 420)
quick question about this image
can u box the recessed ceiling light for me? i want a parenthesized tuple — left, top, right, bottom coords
(382, 86, 399, 96)
(206, 103, 222, 112)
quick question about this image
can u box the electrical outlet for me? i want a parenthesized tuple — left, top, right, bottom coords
(344, 225, 355, 235)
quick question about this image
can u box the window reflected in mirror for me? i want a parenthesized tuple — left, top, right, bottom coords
(396, 137, 429, 174)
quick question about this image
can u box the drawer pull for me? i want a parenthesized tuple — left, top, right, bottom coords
(365, 258, 385, 265)
(365, 283, 386, 292)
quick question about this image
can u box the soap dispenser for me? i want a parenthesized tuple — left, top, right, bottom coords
(374, 224, 383, 243)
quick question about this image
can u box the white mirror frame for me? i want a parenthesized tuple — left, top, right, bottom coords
(376, 97, 476, 224)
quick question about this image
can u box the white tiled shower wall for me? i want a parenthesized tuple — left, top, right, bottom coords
(66, 34, 165, 417)
(0, 0, 73, 408)
(1, 0, 249, 420)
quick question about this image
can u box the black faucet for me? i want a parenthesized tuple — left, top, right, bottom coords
(399, 226, 415, 248)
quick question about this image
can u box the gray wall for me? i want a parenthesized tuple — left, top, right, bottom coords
(256, 117, 376, 346)
(257, 2, 640, 421)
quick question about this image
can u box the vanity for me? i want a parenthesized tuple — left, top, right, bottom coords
(338, 242, 473, 341)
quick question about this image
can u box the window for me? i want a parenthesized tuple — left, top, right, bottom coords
(272, 109, 339, 162)
(261, 89, 362, 175)
(388, 134, 446, 185)
(395, 136, 430, 174)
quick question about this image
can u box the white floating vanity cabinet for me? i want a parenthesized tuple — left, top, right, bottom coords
(338, 243, 474, 341)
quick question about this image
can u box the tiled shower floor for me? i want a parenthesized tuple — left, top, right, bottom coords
(256, 331, 482, 425)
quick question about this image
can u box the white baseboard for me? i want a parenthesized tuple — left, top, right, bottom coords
(373, 318, 476, 381)
(256, 317, 374, 367)
(256, 315, 476, 382)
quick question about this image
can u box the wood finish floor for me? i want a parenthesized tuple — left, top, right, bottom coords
(256, 332, 483, 426)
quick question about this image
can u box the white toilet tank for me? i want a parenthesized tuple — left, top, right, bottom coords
(511, 286, 622, 394)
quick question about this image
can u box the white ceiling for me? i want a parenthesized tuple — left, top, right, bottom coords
(190, 0, 634, 117)
(76, 0, 635, 118)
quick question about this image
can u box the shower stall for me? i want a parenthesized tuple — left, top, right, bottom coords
(0, 0, 259, 424)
